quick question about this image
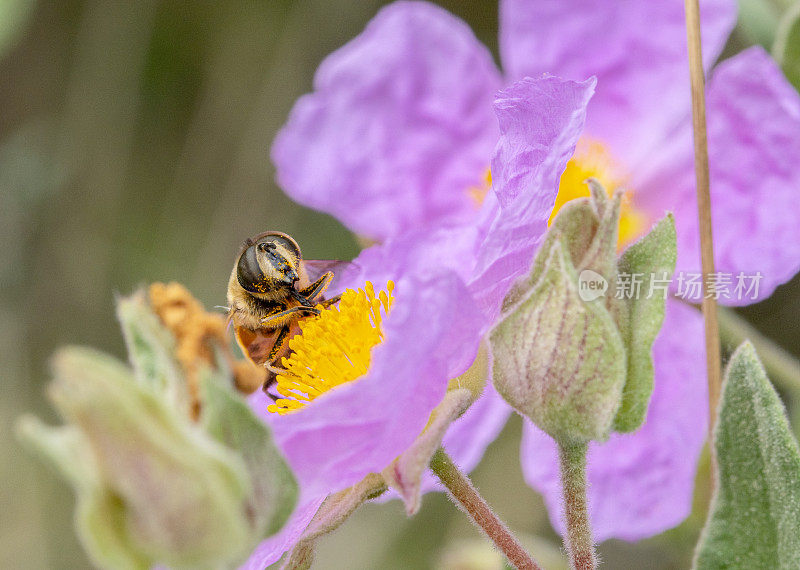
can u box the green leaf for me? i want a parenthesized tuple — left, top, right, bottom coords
(32, 346, 255, 570)
(116, 291, 190, 414)
(774, 1, 800, 92)
(16, 418, 96, 492)
(201, 366, 298, 537)
(694, 342, 800, 569)
(577, 180, 621, 283)
(612, 215, 677, 432)
(491, 240, 626, 445)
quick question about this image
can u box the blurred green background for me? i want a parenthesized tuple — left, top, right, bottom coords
(1, 1, 798, 568)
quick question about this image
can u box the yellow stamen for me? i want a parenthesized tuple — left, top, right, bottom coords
(267, 281, 395, 415)
(551, 138, 647, 248)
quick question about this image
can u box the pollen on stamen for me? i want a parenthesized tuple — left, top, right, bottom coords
(267, 280, 395, 415)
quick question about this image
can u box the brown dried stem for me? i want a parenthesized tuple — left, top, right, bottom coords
(684, 0, 722, 464)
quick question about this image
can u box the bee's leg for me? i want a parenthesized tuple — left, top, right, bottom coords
(261, 305, 319, 328)
(298, 272, 334, 304)
(262, 326, 292, 402)
(318, 294, 341, 308)
(266, 325, 292, 366)
(262, 370, 280, 402)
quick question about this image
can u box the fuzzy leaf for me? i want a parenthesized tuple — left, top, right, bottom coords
(116, 291, 190, 415)
(491, 240, 626, 444)
(613, 215, 677, 432)
(576, 181, 620, 284)
(16, 418, 96, 491)
(201, 367, 298, 537)
(39, 346, 254, 570)
(694, 342, 800, 569)
(774, 2, 800, 91)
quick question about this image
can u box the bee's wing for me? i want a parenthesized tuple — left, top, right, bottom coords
(302, 259, 361, 295)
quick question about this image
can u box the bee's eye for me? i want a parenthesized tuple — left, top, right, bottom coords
(237, 244, 267, 293)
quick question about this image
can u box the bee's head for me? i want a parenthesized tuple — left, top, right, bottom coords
(236, 232, 301, 297)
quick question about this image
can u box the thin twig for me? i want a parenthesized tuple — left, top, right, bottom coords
(430, 448, 541, 570)
(684, 0, 723, 462)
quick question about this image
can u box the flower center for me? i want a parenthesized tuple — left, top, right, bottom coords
(551, 138, 646, 248)
(267, 281, 395, 415)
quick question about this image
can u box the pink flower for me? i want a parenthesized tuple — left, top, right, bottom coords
(248, 49, 594, 564)
(265, 0, 800, 548)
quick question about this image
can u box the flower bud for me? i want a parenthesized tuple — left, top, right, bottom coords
(18, 289, 298, 569)
(491, 181, 676, 444)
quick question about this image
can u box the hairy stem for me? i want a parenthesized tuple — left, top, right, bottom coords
(430, 448, 540, 570)
(558, 442, 596, 570)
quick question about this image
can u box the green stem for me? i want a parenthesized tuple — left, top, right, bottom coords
(430, 448, 541, 570)
(558, 442, 597, 570)
(717, 307, 800, 395)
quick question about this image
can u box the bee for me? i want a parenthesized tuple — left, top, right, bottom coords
(227, 231, 346, 397)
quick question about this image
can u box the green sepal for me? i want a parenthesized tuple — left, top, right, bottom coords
(19, 346, 255, 570)
(774, 1, 800, 92)
(694, 342, 800, 569)
(116, 291, 190, 415)
(501, 183, 616, 315)
(200, 366, 298, 538)
(491, 239, 626, 445)
(612, 214, 677, 432)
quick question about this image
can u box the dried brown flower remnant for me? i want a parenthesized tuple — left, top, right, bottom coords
(148, 282, 266, 417)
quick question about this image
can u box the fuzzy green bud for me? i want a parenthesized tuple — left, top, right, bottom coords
(491, 181, 676, 444)
(18, 291, 298, 570)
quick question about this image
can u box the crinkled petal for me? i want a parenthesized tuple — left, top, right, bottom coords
(249, 270, 483, 499)
(351, 223, 483, 296)
(499, 0, 736, 169)
(637, 47, 800, 304)
(470, 75, 595, 321)
(520, 300, 706, 541)
(272, 1, 502, 241)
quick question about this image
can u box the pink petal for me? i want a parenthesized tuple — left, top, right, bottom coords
(637, 47, 800, 304)
(470, 75, 596, 321)
(271, 1, 501, 241)
(499, 0, 736, 169)
(249, 270, 483, 499)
